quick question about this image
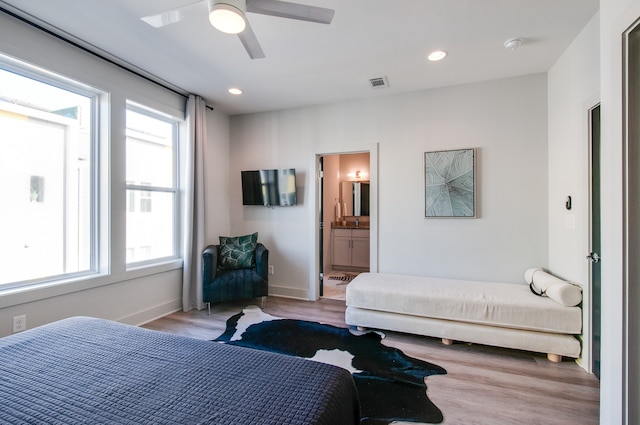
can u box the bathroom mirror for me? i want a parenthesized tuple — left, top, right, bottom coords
(341, 181, 370, 216)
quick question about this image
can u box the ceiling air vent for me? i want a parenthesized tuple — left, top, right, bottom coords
(369, 76, 389, 89)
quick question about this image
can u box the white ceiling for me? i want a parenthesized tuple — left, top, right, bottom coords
(0, 0, 599, 116)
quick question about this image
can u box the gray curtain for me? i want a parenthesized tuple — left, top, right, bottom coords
(182, 95, 207, 311)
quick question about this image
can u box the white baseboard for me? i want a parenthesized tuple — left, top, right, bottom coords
(118, 299, 182, 327)
(268, 285, 309, 300)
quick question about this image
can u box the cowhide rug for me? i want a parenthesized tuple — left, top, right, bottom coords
(213, 306, 447, 425)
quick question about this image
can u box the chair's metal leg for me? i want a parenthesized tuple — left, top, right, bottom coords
(206, 302, 210, 316)
(261, 296, 266, 309)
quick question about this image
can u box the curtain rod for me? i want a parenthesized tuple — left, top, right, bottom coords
(0, 4, 214, 111)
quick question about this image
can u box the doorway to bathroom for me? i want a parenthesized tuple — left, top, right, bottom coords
(319, 151, 371, 300)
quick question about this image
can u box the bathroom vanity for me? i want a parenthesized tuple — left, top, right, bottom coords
(331, 224, 370, 270)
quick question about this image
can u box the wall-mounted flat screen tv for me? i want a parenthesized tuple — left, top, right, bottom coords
(241, 168, 297, 206)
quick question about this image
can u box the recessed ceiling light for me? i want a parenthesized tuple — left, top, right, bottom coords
(427, 50, 448, 61)
(228, 88, 243, 95)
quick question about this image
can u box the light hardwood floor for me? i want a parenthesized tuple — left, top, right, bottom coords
(143, 296, 600, 425)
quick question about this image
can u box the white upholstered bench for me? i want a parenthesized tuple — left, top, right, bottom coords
(345, 272, 582, 362)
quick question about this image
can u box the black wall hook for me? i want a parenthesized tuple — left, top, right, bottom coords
(565, 196, 572, 210)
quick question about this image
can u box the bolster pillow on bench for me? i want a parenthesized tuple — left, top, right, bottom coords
(524, 268, 582, 307)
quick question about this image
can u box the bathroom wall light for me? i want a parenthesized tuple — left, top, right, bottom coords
(348, 170, 367, 179)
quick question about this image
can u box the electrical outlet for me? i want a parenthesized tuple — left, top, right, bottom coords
(268, 265, 274, 275)
(12, 315, 27, 333)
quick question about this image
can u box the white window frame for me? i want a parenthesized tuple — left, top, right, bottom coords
(125, 102, 181, 268)
(0, 54, 102, 290)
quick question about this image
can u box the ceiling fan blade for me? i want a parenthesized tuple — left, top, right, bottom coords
(141, 0, 206, 28)
(237, 21, 266, 59)
(246, 0, 335, 24)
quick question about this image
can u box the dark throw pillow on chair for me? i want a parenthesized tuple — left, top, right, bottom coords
(219, 232, 258, 270)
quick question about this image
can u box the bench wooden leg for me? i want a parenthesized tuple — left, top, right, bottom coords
(547, 353, 562, 363)
(442, 338, 454, 346)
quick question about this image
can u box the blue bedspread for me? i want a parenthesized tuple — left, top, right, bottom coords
(0, 317, 360, 424)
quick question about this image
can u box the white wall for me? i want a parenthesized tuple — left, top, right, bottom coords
(547, 13, 600, 371)
(229, 73, 549, 299)
(204, 109, 232, 243)
(229, 111, 320, 298)
(548, 14, 600, 282)
(0, 12, 230, 336)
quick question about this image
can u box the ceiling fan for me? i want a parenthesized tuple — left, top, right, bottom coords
(141, 0, 335, 59)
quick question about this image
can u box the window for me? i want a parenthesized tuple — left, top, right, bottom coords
(125, 105, 179, 265)
(0, 59, 98, 287)
(140, 186, 152, 213)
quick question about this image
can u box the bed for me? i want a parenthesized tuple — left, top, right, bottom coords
(0, 316, 360, 425)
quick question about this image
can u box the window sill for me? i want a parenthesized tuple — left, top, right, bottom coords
(0, 259, 183, 309)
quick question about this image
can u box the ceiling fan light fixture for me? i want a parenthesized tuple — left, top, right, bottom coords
(209, 2, 246, 34)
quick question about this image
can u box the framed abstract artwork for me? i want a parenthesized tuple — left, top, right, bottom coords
(424, 148, 475, 218)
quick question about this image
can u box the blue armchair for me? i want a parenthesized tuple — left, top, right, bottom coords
(202, 243, 269, 314)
